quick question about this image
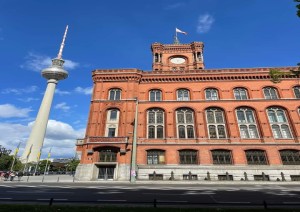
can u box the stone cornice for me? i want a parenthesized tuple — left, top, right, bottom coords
(91, 66, 298, 83)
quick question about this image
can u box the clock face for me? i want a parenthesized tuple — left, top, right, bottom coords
(170, 57, 186, 64)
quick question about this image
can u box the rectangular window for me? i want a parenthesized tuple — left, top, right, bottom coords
(147, 151, 165, 164)
(108, 128, 116, 137)
(179, 151, 197, 164)
(212, 150, 232, 164)
(110, 110, 117, 120)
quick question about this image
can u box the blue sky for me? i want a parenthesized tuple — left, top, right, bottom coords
(0, 0, 299, 159)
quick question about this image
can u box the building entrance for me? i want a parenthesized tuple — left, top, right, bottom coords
(98, 165, 115, 180)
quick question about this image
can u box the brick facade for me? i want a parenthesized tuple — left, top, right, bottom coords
(75, 41, 300, 182)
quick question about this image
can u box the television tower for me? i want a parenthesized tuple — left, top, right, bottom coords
(21, 26, 69, 163)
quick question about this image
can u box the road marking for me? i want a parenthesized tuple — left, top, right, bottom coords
(97, 191, 123, 194)
(158, 200, 188, 203)
(37, 199, 51, 201)
(0, 198, 12, 200)
(97, 199, 126, 202)
(143, 193, 181, 196)
(283, 202, 300, 204)
(217, 201, 251, 204)
(54, 199, 68, 201)
(7, 191, 73, 194)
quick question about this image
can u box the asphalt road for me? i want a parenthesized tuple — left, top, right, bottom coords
(0, 183, 300, 208)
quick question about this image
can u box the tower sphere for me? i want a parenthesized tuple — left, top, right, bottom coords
(42, 58, 68, 81)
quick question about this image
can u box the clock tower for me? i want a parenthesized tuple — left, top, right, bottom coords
(151, 41, 204, 72)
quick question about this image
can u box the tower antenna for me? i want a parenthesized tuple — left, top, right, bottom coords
(57, 25, 68, 59)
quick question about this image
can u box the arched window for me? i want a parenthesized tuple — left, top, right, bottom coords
(205, 88, 219, 100)
(263, 87, 278, 99)
(211, 150, 232, 164)
(176, 108, 195, 139)
(234, 88, 248, 100)
(293, 86, 300, 99)
(267, 107, 292, 139)
(177, 89, 190, 101)
(147, 150, 165, 164)
(280, 150, 300, 165)
(105, 109, 120, 137)
(206, 108, 227, 139)
(245, 150, 268, 165)
(236, 108, 259, 138)
(149, 89, 162, 101)
(147, 108, 164, 139)
(109, 89, 121, 100)
(179, 149, 198, 164)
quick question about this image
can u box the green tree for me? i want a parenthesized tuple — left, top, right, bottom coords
(0, 155, 23, 171)
(0, 155, 13, 170)
(269, 69, 284, 83)
(66, 159, 80, 173)
(37, 160, 48, 173)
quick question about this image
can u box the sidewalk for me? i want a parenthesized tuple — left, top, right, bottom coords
(1, 175, 300, 185)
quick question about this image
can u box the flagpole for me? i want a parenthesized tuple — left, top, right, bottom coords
(34, 147, 42, 175)
(10, 142, 21, 172)
(23, 144, 33, 174)
(43, 147, 52, 177)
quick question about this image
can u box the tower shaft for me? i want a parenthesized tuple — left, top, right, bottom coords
(21, 79, 57, 163)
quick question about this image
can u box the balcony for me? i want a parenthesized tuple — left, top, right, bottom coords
(87, 136, 128, 144)
(76, 139, 84, 145)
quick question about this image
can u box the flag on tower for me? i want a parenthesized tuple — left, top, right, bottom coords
(176, 28, 187, 35)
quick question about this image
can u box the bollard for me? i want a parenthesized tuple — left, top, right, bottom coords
(153, 171, 156, 180)
(57, 177, 59, 182)
(226, 172, 230, 181)
(188, 171, 192, 180)
(27, 176, 29, 182)
(169, 171, 175, 180)
(49, 198, 54, 206)
(244, 172, 248, 181)
(42, 176, 44, 183)
(262, 172, 266, 181)
(153, 198, 157, 208)
(207, 171, 211, 181)
(281, 172, 286, 181)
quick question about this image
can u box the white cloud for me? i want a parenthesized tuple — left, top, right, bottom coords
(55, 89, 71, 95)
(17, 97, 39, 102)
(0, 123, 29, 153)
(75, 86, 93, 95)
(197, 14, 215, 34)
(0, 120, 85, 159)
(0, 104, 32, 118)
(2, 85, 38, 95)
(165, 2, 185, 10)
(54, 102, 70, 112)
(20, 52, 79, 72)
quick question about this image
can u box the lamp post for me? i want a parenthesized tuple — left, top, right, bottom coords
(130, 98, 138, 183)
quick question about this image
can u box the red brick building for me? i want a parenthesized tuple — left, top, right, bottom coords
(75, 40, 300, 181)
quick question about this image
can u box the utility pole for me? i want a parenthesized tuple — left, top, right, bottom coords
(130, 98, 138, 183)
